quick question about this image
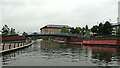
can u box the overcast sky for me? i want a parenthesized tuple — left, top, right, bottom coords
(0, 0, 119, 34)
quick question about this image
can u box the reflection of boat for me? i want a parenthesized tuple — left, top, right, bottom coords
(83, 45, 119, 53)
(83, 40, 120, 45)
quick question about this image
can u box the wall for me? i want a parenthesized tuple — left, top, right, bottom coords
(2, 36, 25, 41)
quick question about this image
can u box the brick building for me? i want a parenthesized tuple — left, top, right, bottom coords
(40, 25, 72, 34)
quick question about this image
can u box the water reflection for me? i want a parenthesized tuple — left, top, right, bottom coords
(83, 45, 120, 66)
(2, 40, 120, 66)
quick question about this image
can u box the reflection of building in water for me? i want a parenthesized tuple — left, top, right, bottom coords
(41, 41, 60, 50)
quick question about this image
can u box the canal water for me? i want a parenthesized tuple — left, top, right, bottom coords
(1, 39, 120, 66)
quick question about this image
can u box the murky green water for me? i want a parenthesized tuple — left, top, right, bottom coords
(2, 39, 120, 66)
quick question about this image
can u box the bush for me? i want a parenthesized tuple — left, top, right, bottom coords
(2, 34, 19, 37)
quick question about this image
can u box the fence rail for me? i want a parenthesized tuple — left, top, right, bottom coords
(0, 40, 32, 52)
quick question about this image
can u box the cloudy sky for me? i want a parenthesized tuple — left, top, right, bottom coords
(0, 0, 119, 34)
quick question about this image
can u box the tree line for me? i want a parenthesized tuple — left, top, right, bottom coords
(91, 21, 113, 36)
(61, 21, 120, 36)
(1, 25, 16, 35)
(1, 25, 29, 36)
(61, 25, 90, 36)
(1, 21, 120, 37)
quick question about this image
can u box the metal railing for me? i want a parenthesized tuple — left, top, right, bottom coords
(27, 33, 90, 38)
(0, 40, 32, 51)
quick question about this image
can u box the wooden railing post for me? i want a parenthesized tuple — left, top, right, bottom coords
(21, 42, 22, 46)
(2, 43, 5, 50)
(14, 42, 16, 48)
(18, 42, 19, 47)
(9, 43, 11, 49)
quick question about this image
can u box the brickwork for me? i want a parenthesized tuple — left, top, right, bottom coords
(41, 28, 71, 34)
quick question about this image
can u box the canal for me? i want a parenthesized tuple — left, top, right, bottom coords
(1, 39, 120, 66)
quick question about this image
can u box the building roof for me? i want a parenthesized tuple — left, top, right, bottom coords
(40, 25, 72, 30)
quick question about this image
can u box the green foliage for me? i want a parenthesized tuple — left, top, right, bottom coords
(85, 30, 90, 36)
(91, 21, 113, 35)
(116, 27, 120, 35)
(22, 32, 28, 36)
(70, 27, 81, 34)
(2, 25, 10, 34)
(10, 28, 16, 34)
(76, 27, 82, 34)
(91, 25, 98, 35)
(103, 21, 113, 35)
(1, 25, 17, 35)
(61, 27, 69, 33)
(85, 25, 88, 30)
(32, 32, 38, 35)
(98, 23, 104, 35)
(70, 26, 90, 35)
(2, 34, 19, 37)
(81, 27, 85, 35)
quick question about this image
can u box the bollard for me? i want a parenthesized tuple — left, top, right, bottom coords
(14, 42, 16, 48)
(2, 43, 5, 50)
(9, 43, 11, 49)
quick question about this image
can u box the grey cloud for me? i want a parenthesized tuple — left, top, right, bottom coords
(0, 0, 119, 34)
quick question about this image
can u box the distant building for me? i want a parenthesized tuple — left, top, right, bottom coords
(40, 25, 72, 34)
(110, 1, 120, 35)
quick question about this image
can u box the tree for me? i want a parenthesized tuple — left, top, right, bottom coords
(10, 28, 16, 34)
(22, 32, 28, 36)
(61, 27, 69, 33)
(70, 28, 76, 34)
(1, 25, 10, 34)
(91, 25, 98, 35)
(81, 27, 86, 35)
(32, 32, 38, 35)
(102, 21, 113, 35)
(76, 27, 82, 34)
(85, 25, 88, 30)
(70, 27, 82, 34)
(98, 23, 104, 35)
(1, 25, 17, 35)
(91, 21, 113, 36)
(116, 28, 120, 35)
(85, 30, 90, 36)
